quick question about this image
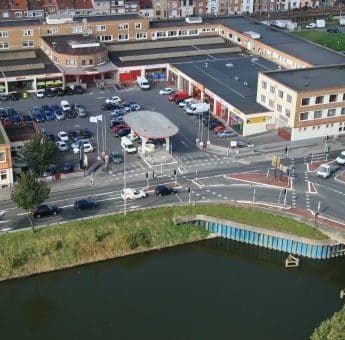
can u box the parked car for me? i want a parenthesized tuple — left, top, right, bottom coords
(0, 109, 8, 120)
(112, 124, 128, 133)
(62, 162, 74, 173)
(123, 102, 140, 112)
(64, 87, 74, 95)
(159, 87, 175, 95)
(155, 185, 177, 196)
(336, 151, 345, 165)
(305, 22, 316, 29)
(74, 104, 87, 118)
(71, 138, 90, 149)
(33, 111, 45, 123)
(73, 85, 84, 94)
(208, 121, 224, 131)
(56, 140, 69, 151)
(2, 117, 12, 128)
(60, 100, 71, 112)
(213, 125, 226, 133)
(101, 103, 120, 111)
(33, 204, 60, 218)
(169, 91, 189, 102)
(0, 94, 9, 101)
(36, 89, 45, 98)
(233, 140, 248, 148)
(218, 130, 238, 138)
(73, 142, 94, 154)
(52, 105, 65, 120)
(9, 92, 20, 101)
(79, 129, 92, 138)
(57, 130, 69, 142)
(105, 96, 121, 104)
(110, 151, 123, 164)
(45, 133, 57, 142)
(67, 130, 78, 140)
(44, 88, 55, 97)
(327, 27, 341, 33)
(54, 88, 65, 96)
(114, 127, 131, 137)
(43, 164, 56, 177)
(74, 199, 98, 211)
(121, 188, 147, 200)
(65, 109, 76, 119)
(42, 106, 54, 121)
(22, 113, 33, 123)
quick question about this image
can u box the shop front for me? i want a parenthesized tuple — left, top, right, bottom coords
(144, 66, 167, 81)
(119, 69, 141, 82)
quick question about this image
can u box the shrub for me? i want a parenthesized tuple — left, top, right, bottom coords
(126, 229, 152, 250)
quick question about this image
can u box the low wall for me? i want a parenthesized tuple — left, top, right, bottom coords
(175, 215, 345, 260)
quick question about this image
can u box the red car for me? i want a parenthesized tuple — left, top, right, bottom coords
(213, 125, 226, 133)
(169, 91, 189, 102)
(112, 124, 127, 132)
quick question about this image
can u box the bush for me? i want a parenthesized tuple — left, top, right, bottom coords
(126, 229, 152, 250)
(311, 304, 345, 340)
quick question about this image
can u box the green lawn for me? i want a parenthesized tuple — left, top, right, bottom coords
(295, 31, 345, 51)
(0, 204, 327, 280)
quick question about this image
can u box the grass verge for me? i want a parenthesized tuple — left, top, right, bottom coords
(294, 31, 345, 51)
(0, 204, 327, 280)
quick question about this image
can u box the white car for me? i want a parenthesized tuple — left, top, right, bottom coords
(73, 142, 94, 154)
(305, 23, 316, 29)
(36, 89, 45, 98)
(56, 141, 69, 151)
(105, 96, 122, 105)
(57, 130, 69, 142)
(336, 151, 345, 165)
(121, 188, 147, 200)
(71, 138, 90, 149)
(159, 87, 175, 95)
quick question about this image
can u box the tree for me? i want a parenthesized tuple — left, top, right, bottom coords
(311, 304, 345, 340)
(22, 134, 58, 175)
(11, 170, 50, 230)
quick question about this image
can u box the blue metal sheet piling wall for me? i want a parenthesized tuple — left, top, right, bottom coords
(191, 219, 343, 260)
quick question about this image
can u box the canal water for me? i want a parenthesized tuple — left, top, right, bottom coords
(0, 238, 344, 340)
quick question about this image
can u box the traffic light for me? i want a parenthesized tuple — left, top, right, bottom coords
(173, 169, 177, 176)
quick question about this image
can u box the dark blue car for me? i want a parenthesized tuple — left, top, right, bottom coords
(33, 111, 45, 123)
(41, 105, 54, 121)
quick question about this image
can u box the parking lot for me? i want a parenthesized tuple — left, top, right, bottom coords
(1, 82, 243, 174)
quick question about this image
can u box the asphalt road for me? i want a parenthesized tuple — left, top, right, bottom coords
(1, 153, 345, 232)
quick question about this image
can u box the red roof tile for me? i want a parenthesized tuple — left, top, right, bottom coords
(56, 0, 74, 9)
(11, 0, 28, 10)
(73, 0, 93, 9)
(139, 0, 152, 9)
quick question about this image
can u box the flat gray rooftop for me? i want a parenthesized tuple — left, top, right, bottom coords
(151, 16, 345, 67)
(264, 64, 345, 91)
(174, 56, 276, 114)
(124, 111, 179, 139)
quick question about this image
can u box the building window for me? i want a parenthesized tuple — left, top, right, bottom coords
(341, 107, 345, 115)
(343, 94, 345, 101)
(72, 26, 82, 33)
(135, 22, 142, 29)
(136, 32, 147, 40)
(287, 94, 292, 103)
(97, 55, 105, 64)
(315, 96, 323, 104)
(0, 42, 9, 49)
(96, 25, 106, 32)
(268, 99, 274, 108)
(278, 90, 283, 98)
(23, 29, 33, 36)
(0, 31, 8, 38)
(314, 110, 322, 119)
(82, 59, 93, 66)
(270, 85, 275, 94)
(260, 95, 266, 103)
(285, 108, 290, 117)
(329, 94, 337, 102)
(179, 30, 188, 36)
(118, 23, 129, 30)
(327, 109, 336, 117)
(189, 29, 198, 35)
(15, 11, 22, 17)
(66, 59, 77, 66)
(262, 81, 267, 90)
(300, 112, 309, 121)
(277, 104, 282, 112)
(301, 98, 310, 106)
(0, 170, 6, 180)
(0, 152, 6, 162)
(98, 35, 113, 42)
(118, 34, 128, 41)
(168, 30, 177, 37)
(47, 28, 58, 35)
(23, 40, 34, 48)
(157, 31, 167, 37)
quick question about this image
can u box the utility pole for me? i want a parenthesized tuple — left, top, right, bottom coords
(123, 150, 127, 216)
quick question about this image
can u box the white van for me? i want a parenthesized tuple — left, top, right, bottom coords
(60, 100, 71, 112)
(136, 76, 150, 90)
(121, 136, 137, 154)
(185, 102, 210, 115)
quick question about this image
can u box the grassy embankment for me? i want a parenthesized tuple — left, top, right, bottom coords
(295, 31, 345, 51)
(0, 204, 327, 280)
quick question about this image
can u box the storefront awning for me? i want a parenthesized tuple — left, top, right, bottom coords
(37, 81, 45, 86)
(45, 80, 55, 86)
(54, 80, 63, 85)
(0, 85, 5, 89)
